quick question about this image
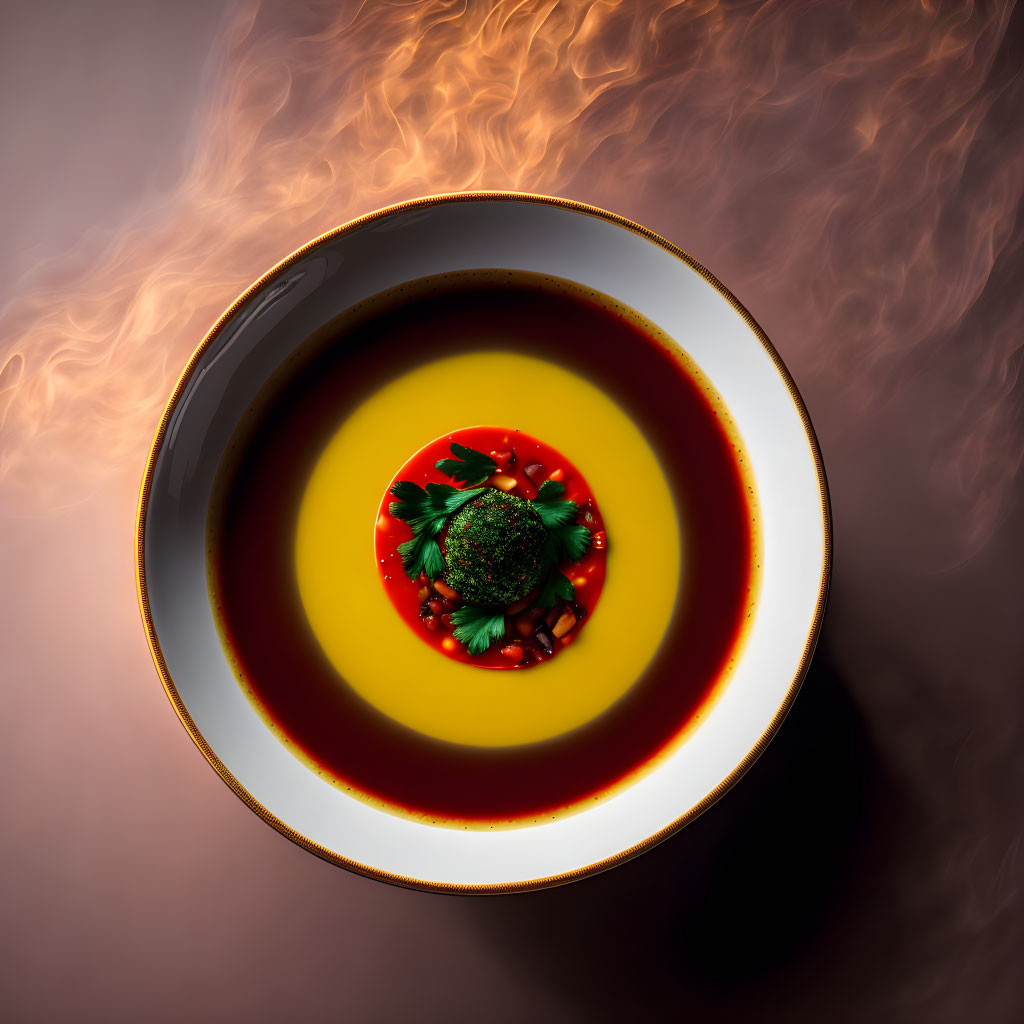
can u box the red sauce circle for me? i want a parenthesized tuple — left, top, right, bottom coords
(375, 426, 606, 669)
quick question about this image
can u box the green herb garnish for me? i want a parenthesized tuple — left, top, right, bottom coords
(444, 490, 545, 605)
(449, 604, 508, 656)
(531, 479, 579, 528)
(538, 568, 575, 608)
(389, 480, 484, 578)
(435, 441, 497, 485)
(532, 479, 591, 606)
(388, 442, 595, 653)
(398, 533, 445, 579)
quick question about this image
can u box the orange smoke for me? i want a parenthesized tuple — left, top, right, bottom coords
(0, 0, 1020, 554)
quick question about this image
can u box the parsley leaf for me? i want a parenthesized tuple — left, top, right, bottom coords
(450, 604, 507, 655)
(532, 481, 579, 530)
(424, 482, 485, 519)
(397, 533, 445, 579)
(388, 480, 484, 579)
(532, 480, 592, 606)
(535, 479, 565, 502)
(388, 481, 439, 535)
(538, 569, 575, 607)
(556, 523, 591, 563)
(435, 442, 497, 485)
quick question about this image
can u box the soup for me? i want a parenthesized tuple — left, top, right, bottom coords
(208, 270, 760, 827)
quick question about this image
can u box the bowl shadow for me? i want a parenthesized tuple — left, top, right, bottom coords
(455, 635, 892, 1017)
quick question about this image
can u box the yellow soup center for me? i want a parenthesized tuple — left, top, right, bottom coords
(295, 351, 680, 747)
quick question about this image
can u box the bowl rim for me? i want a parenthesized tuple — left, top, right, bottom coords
(135, 190, 832, 894)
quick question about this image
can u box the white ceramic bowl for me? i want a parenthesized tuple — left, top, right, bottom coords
(137, 193, 830, 892)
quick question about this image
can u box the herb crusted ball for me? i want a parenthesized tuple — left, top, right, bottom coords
(443, 489, 546, 606)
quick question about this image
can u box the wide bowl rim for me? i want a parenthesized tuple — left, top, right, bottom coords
(135, 190, 832, 894)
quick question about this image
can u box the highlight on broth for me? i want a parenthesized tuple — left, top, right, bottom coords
(375, 426, 607, 669)
(208, 269, 761, 828)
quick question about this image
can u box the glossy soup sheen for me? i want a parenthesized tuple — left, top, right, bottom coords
(210, 271, 758, 827)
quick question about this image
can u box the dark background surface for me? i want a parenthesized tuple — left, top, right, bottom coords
(1, 2, 1021, 1020)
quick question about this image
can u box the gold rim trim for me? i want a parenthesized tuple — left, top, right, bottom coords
(135, 190, 832, 895)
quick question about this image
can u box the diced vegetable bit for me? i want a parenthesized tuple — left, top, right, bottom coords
(524, 463, 546, 486)
(417, 586, 430, 601)
(433, 579, 460, 600)
(535, 628, 554, 655)
(505, 591, 537, 615)
(423, 615, 439, 632)
(549, 468, 564, 482)
(552, 610, 577, 638)
(487, 473, 518, 492)
(490, 450, 514, 470)
(500, 645, 524, 664)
